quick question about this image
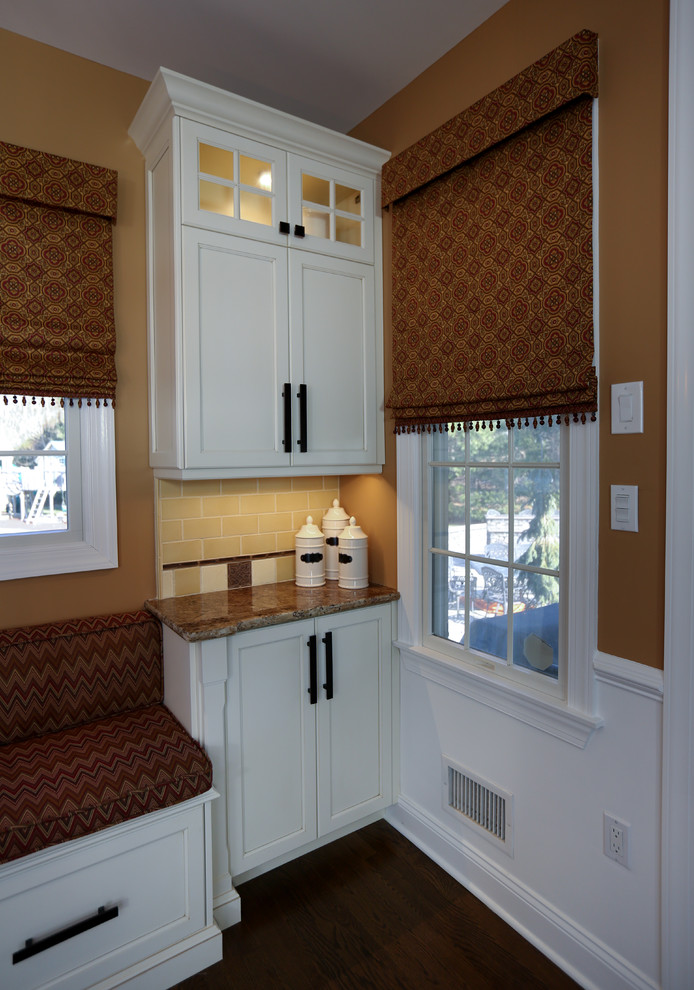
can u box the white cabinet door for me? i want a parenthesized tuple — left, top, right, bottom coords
(290, 252, 377, 468)
(287, 154, 375, 263)
(227, 605, 392, 877)
(228, 619, 317, 875)
(182, 227, 290, 469)
(315, 606, 391, 835)
(181, 119, 288, 245)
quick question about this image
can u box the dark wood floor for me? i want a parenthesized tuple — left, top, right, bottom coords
(175, 820, 581, 990)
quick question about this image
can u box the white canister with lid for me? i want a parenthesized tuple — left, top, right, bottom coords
(295, 516, 326, 587)
(338, 516, 369, 589)
(322, 499, 350, 580)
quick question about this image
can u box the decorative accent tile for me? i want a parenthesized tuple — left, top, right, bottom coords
(228, 560, 252, 589)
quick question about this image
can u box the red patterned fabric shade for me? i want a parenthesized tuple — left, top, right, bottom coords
(0, 141, 118, 404)
(385, 31, 598, 432)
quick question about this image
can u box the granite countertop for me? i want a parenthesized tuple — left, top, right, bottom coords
(145, 582, 400, 642)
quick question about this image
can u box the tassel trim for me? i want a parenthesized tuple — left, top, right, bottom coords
(393, 411, 596, 435)
(3, 395, 115, 408)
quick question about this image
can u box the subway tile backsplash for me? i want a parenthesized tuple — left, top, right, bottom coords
(156, 476, 339, 598)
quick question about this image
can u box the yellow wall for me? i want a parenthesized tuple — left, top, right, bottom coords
(0, 30, 154, 628)
(349, 0, 669, 668)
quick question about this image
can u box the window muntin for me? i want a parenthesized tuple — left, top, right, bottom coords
(424, 422, 565, 695)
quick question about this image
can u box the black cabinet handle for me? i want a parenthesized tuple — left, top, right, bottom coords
(294, 224, 306, 238)
(13, 905, 119, 964)
(322, 631, 333, 700)
(297, 384, 307, 452)
(279, 221, 290, 234)
(282, 383, 292, 451)
(308, 634, 317, 705)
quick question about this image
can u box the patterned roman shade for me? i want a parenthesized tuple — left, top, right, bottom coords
(0, 141, 118, 405)
(383, 30, 598, 432)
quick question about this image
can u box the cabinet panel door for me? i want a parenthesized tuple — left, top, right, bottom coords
(182, 228, 290, 468)
(181, 119, 288, 245)
(315, 606, 392, 835)
(228, 621, 317, 875)
(287, 154, 375, 263)
(289, 253, 377, 467)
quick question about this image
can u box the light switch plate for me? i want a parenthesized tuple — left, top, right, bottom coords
(611, 382, 644, 434)
(611, 484, 638, 531)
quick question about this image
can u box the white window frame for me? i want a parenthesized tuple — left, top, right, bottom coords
(0, 403, 117, 581)
(422, 423, 567, 703)
(394, 97, 602, 749)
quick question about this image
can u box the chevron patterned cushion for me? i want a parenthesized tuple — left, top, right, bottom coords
(0, 611, 163, 745)
(0, 703, 213, 863)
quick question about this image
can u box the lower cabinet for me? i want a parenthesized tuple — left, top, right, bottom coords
(226, 605, 393, 877)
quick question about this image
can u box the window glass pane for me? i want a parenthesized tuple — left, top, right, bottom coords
(1, 398, 67, 535)
(199, 143, 234, 181)
(303, 207, 330, 239)
(430, 465, 464, 551)
(511, 568, 559, 679)
(335, 184, 361, 214)
(470, 466, 508, 561)
(239, 189, 272, 226)
(469, 566, 509, 659)
(513, 467, 560, 571)
(469, 423, 509, 461)
(513, 423, 561, 463)
(239, 156, 272, 191)
(335, 215, 362, 246)
(199, 179, 234, 217)
(302, 174, 330, 206)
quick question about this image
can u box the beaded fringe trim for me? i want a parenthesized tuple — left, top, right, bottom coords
(393, 412, 597, 434)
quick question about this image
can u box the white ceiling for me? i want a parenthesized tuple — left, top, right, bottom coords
(0, 0, 507, 133)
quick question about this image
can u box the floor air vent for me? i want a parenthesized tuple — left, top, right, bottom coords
(443, 758, 513, 854)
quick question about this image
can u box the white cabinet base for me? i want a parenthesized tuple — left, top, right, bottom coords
(0, 793, 221, 990)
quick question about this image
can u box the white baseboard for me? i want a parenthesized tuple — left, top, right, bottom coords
(386, 797, 659, 990)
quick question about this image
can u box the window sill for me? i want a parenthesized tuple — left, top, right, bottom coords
(395, 640, 603, 749)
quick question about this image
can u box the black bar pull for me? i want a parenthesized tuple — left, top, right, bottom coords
(13, 905, 119, 964)
(279, 221, 290, 234)
(297, 384, 307, 452)
(294, 223, 306, 238)
(308, 634, 317, 705)
(322, 631, 333, 700)
(282, 383, 292, 451)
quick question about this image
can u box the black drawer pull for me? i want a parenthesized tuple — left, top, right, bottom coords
(294, 224, 306, 237)
(297, 384, 307, 452)
(322, 630, 334, 700)
(308, 634, 317, 705)
(282, 383, 292, 451)
(279, 221, 290, 234)
(13, 905, 119, 964)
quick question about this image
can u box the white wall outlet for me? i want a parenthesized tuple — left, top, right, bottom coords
(604, 812, 630, 867)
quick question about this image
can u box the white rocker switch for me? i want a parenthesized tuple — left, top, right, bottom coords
(611, 485, 638, 532)
(611, 382, 644, 433)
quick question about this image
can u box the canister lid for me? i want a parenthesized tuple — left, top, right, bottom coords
(322, 498, 349, 522)
(296, 515, 323, 539)
(339, 516, 367, 542)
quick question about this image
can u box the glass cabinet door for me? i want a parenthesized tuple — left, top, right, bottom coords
(288, 156, 374, 263)
(181, 119, 288, 244)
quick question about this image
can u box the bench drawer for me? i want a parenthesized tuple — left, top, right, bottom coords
(0, 798, 210, 990)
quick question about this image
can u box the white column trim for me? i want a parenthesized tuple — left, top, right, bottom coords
(663, 0, 694, 984)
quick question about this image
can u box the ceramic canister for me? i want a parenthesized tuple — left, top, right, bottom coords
(295, 515, 326, 587)
(321, 499, 350, 580)
(338, 516, 369, 589)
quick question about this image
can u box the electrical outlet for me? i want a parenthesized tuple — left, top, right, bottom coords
(604, 813, 630, 867)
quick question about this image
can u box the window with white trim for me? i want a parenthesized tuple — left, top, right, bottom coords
(0, 397, 117, 581)
(423, 421, 565, 701)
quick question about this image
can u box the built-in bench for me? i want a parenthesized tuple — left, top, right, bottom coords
(0, 609, 222, 990)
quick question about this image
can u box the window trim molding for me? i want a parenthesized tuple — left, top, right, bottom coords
(395, 422, 601, 748)
(0, 404, 117, 581)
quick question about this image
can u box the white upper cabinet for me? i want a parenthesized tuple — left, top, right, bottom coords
(129, 69, 389, 478)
